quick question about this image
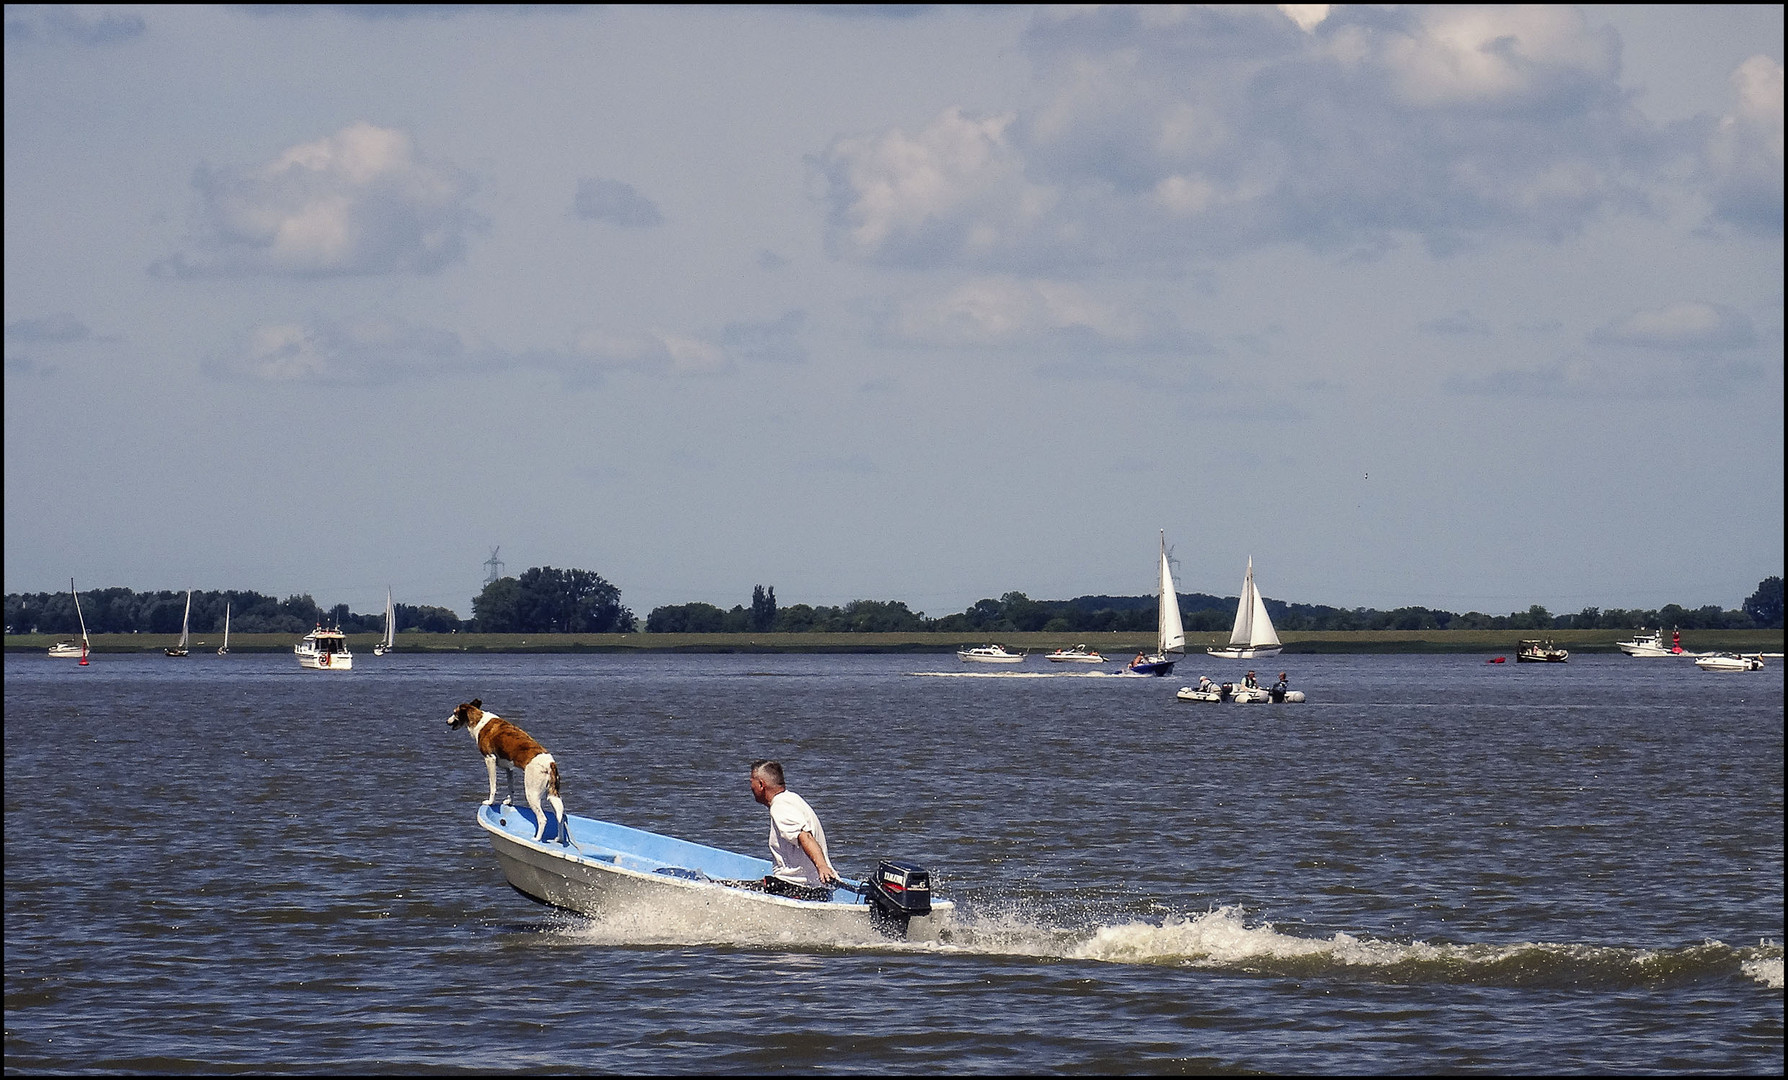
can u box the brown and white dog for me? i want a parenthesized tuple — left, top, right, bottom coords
(447, 698, 568, 842)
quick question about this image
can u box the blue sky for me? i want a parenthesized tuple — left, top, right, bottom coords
(5, 5, 1782, 621)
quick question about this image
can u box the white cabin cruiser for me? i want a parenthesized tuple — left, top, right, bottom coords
(958, 644, 1024, 663)
(1616, 628, 1687, 657)
(1694, 652, 1764, 671)
(475, 803, 954, 941)
(295, 626, 353, 670)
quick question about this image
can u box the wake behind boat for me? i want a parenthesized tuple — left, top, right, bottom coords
(474, 803, 953, 941)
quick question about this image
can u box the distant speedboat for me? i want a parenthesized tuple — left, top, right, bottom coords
(1046, 645, 1106, 663)
(958, 644, 1024, 663)
(1515, 639, 1568, 663)
(295, 626, 353, 670)
(1694, 652, 1763, 672)
(1616, 628, 1687, 657)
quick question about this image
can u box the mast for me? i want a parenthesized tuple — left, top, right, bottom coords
(1158, 531, 1186, 656)
(72, 577, 89, 646)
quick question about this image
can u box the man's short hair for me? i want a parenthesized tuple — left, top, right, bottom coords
(750, 759, 784, 787)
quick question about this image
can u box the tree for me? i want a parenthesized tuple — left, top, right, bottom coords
(473, 577, 523, 632)
(1743, 576, 1784, 629)
(749, 585, 777, 633)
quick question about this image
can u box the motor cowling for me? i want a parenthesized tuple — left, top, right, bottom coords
(862, 860, 932, 937)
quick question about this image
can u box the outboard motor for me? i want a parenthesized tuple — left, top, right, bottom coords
(861, 860, 933, 938)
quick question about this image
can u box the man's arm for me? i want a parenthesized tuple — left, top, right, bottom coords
(797, 831, 839, 884)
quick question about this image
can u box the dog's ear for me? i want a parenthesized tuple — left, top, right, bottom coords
(471, 698, 481, 709)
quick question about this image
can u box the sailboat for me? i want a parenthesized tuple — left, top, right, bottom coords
(48, 578, 91, 662)
(217, 602, 231, 656)
(165, 590, 192, 657)
(1208, 557, 1282, 660)
(1126, 531, 1185, 676)
(374, 588, 396, 655)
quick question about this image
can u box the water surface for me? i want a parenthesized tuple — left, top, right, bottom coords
(5, 651, 1782, 1072)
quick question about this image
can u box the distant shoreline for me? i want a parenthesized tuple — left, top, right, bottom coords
(8, 629, 1783, 655)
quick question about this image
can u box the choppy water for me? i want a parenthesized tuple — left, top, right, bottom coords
(5, 650, 1781, 1073)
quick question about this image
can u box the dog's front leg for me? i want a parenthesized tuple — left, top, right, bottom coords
(483, 755, 500, 806)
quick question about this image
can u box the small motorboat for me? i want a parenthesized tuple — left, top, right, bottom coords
(957, 644, 1024, 663)
(294, 625, 353, 670)
(474, 803, 953, 941)
(1616, 628, 1687, 657)
(1694, 652, 1764, 672)
(1046, 644, 1106, 663)
(1515, 639, 1569, 663)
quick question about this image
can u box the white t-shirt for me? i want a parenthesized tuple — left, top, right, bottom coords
(766, 789, 830, 886)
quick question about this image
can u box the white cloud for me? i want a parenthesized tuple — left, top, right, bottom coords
(818, 106, 1040, 265)
(572, 178, 665, 227)
(569, 329, 729, 376)
(878, 276, 1207, 360)
(3, 6, 144, 45)
(820, 6, 1661, 269)
(209, 316, 474, 384)
(1592, 301, 1758, 351)
(154, 123, 484, 278)
(1702, 55, 1785, 234)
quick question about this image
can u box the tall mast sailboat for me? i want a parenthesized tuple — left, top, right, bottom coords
(218, 602, 231, 655)
(165, 590, 192, 657)
(374, 588, 396, 655)
(1126, 531, 1186, 676)
(49, 578, 91, 662)
(1207, 557, 1283, 660)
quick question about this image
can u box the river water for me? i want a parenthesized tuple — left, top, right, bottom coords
(4, 650, 1781, 1073)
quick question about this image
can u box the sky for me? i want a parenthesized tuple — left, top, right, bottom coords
(4, 4, 1783, 622)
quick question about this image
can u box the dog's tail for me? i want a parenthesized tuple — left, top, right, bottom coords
(548, 759, 562, 798)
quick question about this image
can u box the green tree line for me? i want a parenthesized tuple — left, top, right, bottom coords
(10, 573, 1781, 637)
(5, 588, 459, 637)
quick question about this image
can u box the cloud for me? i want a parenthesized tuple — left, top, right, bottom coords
(721, 310, 808, 365)
(5, 313, 94, 343)
(207, 316, 477, 384)
(1701, 55, 1785, 235)
(876, 276, 1208, 357)
(1418, 311, 1493, 337)
(4, 6, 145, 45)
(205, 313, 754, 386)
(153, 123, 484, 278)
(1591, 301, 1758, 351)
(572, 178, 665, 227)
(818, 6, 1660, 270)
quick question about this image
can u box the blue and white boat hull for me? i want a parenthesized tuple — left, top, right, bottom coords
(474, 804, 955, 941)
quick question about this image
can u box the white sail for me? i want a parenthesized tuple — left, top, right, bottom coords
(1247, 570, 1279, 648)
(74, 578, 89, 647)
(376, 587, 396, 654)
(178, 590, 192, 649)
(1158, 531, 1186, 655)
(1225, 558, 1279, 649)
(219, 602, 231, 655)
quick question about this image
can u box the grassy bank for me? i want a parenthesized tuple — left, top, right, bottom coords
(8, 629, 1783, 654)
